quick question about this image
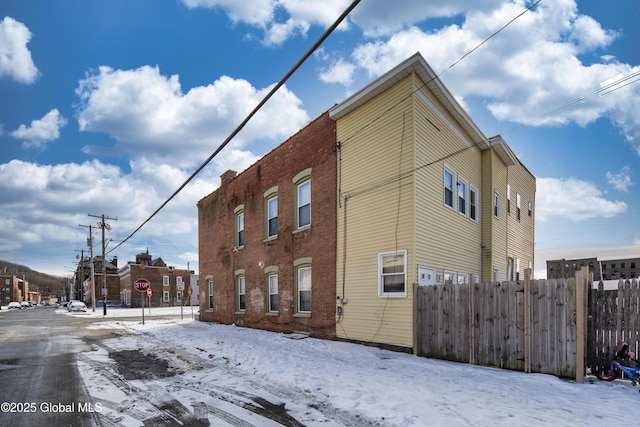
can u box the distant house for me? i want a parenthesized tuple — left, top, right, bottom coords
(119, 250, 195, 308)
(330, 53, 535, 349)
(197, 112, 337, 338)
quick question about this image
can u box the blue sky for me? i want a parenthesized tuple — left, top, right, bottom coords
(1, 0, 639, 279)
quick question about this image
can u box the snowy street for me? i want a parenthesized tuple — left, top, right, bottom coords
(74, 307, 637, 426)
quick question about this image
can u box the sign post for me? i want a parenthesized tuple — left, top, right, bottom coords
(146, 288, 152, 315)
(178, 282, 185, 320)
(134, 278, 150, 325)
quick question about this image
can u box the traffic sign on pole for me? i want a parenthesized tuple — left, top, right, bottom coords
(134, 278, 150, 292)
(146, 288, 152, 297)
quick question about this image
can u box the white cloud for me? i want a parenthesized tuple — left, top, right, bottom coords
(180, 0, 351, 45)
(536, 177, 627, 222)
(318, 1, 640, 156)
(11, 109, 68, 148)
(0, 16, 39, 84)
(319, 58, 356, 85)
(75, 65, 309, 169)
(0, 158, 225, 274)
(350, 0, 502, 37)
(180, 0, 275, 26)
(606, 166, 632, 192)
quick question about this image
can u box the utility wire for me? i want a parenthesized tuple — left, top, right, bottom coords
(109, 0, 362, 254)
(338, 0, 543, 149)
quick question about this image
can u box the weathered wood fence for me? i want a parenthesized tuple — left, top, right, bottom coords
(588, 279, 640, 375)
(415, 269, 590, 379)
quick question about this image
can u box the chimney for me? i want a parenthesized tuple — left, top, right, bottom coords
(221, 170, 237, 185)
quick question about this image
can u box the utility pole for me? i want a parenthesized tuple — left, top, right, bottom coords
(88, 213, 117, 315)
(79, 224, 96, 312)
(73, 249, 84, 301)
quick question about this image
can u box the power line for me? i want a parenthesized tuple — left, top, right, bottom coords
(339, 0, 543, 149)
(109, 0, 362, 254)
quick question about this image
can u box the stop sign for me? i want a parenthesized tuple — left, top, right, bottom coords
(134, 278, 150, 292)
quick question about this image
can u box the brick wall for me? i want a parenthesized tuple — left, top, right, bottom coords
(198, 111, 337, 337)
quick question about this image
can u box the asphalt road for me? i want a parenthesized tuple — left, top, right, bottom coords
(0, 305, 107, 427)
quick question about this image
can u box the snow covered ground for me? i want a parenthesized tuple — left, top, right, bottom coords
(65, 307, 639, 426)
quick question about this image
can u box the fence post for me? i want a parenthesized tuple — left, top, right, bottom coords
(575, 266, 588, 383)
(524, 269, 531, 373)
(469, 276, 475, 365)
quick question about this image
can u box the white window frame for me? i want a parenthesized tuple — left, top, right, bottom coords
(457, 176, 468, 216)
(444, 270, 457, 285)
(469, 185, 479, 222)
(296, 266, 312, 313)
(267, 273, 278, 313)
(378, 250, 407, 297)
(163, 276, 169, 286)
(457, 273, 469, 285)
(494, 191, 500, 218)
(236, 275, 245, 312)
(163, 290, 170, 302)
(206, 278, 213, 310)
(177, 291, 182, 303)
(236, 210, 245, 248)
(267, 195, 278, 238)
(176, 276, 183, 286)
(296, 179, 311, 229)
(516, 193, 521, 221)
(444, 166, 455, 209)
(507, 184, 511, 214)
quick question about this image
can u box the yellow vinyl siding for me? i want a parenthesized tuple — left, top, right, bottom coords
(414, 83, 483, 283)
(506, 161, 536, 278)
(336, 75, 416, 347)
(481, 149, 508, 282)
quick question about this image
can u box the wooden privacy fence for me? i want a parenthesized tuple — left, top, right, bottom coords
(588, 278, 640, 375)
(415, 269, 590, 380)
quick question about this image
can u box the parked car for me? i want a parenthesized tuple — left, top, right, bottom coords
(7, 302, 21, 309)
(20, 301, 30, 309)
(68, 301, 87, 312)
(66, 300, 82, 311)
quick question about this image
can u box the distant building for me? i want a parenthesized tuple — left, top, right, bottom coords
(119, 250, 195, 308)
(546, 256, 639, 281)
(73, 255, 119, 306)
(0, 275, 29, 304)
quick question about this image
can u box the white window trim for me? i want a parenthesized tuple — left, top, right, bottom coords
(267, 273, 278, 313)
(494, 191, 500, 219)
(296, 265, 312, 314)
(378, 250, 408, 297)
(457, 273, 469, 285)
(163, 276, 169, 286)
(443, 166, 455, 210)
(457, 176, 468, 217)
(163, 290, 170, 302)
(444, 270, 457, 285)
(236, 272, 246, 312)
(469, 185, 479, 223)
(293, 169, 312, 231)
(206, 278, 214, 310)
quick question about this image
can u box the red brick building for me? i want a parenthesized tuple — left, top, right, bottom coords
(119, 251, 195, 308)
(197, 111, 337, 337)
(1, 275, 28, 305)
